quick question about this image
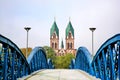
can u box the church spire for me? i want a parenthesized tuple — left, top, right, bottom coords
(65, 20, 74, 38)
(50, 19, 59, 38)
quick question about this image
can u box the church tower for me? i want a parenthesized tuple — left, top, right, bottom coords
(50, 18, 76, 56)
(50, 20, 59, 50)
(65, 20, 74, 50)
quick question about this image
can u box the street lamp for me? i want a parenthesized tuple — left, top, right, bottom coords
(24, 27, 31, 58)
(89, 27, 96, 57)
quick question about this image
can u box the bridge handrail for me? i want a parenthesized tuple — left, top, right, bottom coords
(0, 34, 30, 80)
(27, 47, 44, 63)
(92, 33, 120, 62)
(0, 34, 28, 64)
(47, 58, 54, 69)
(27, 47, 49, 72)
(69, 59, 75, 69)
(77, 47, 92, 63)
(27, 47, 47, 64)
(0, 34, 54, 79)
(92, 33, 120, 80)
(74, 47, 93, 74)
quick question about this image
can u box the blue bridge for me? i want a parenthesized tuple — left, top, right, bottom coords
(70, 34, 120, 80)
(0, 34, 120, 80)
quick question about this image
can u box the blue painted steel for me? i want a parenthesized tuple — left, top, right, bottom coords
(48, 59, 54, 69)
(0, 34, 54, 79)
(0, 34, 30, 80)
(92, 34, 120, 80)
(2, 32, 119, 80)
(116, 41, 120, 79)
(73, 47, 93, 75)
(27, 47, 49, 73)
(69, 59, 75, 69)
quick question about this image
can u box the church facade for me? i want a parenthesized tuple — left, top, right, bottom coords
(50, 20, 76, 56)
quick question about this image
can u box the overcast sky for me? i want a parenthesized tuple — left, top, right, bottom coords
(0, 0, 120, 54)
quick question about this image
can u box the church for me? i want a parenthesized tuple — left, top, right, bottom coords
(50, 20, 76, 56)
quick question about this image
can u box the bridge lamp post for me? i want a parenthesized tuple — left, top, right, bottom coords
(24, 27, 31, 58)
(89, 27, 96, 57)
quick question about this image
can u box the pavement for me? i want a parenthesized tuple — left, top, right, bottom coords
(18, 69, 100, 80)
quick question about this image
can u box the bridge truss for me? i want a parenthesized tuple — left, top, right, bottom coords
(0, 33, 120, 80)
(70, 34, 120, 80)
(0, 34, 54, 80)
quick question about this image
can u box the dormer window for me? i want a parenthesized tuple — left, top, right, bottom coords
(53, 32, 56, 38)
(68, 32, 72, 38)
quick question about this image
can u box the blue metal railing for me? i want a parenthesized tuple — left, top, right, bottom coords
(91, 34, 120, 80)
(70, 33, 120, 80)
(0, 34, 54, 80)
(47, 59, 54, 69)
(0, 34, 30, 80)
(69, 59, 75, 69)
(70, 47, 93, 74)
(27, 47, 49, 73)
(1, 33, 120, 80)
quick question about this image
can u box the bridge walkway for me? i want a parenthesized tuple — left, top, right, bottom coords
(19, 69, 100, 80)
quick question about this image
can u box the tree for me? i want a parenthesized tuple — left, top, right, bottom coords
(54, 53, 75, 69)
(43, 46, 56, 64)
(43, 46, 75, 69)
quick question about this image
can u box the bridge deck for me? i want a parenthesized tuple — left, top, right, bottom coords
(18, 69, 100, 80)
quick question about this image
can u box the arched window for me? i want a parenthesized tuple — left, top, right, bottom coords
(70, 43, 72, 49)
(55, 43, 57, 49)
(53, 33, 56, 38)
(67, 43, 69, 49)
(68, 32, 72, 38)
(52, 43, 54, 48)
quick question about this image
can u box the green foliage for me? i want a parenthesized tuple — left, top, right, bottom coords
(43, 46, 75, 69)
(54, 53, 75, 69)
(43, 46, 56, 63)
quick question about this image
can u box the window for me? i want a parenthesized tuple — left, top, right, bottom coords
(52, 43, 54, 48)
(70, 43, 72, 49)
(55, 43, 57, 49)
(68, 32, 72, 38)
(67, 43, 69, 49)
(53, 33, 56, 38)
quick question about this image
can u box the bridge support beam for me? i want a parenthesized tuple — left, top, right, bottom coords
(118, 42, 120, 80)
(3, 46, 8, 80)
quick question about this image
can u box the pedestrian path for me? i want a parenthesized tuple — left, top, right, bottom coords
(19, 69, 100, 80)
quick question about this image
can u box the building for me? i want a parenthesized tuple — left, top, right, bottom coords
(50, 20, 76, 56)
